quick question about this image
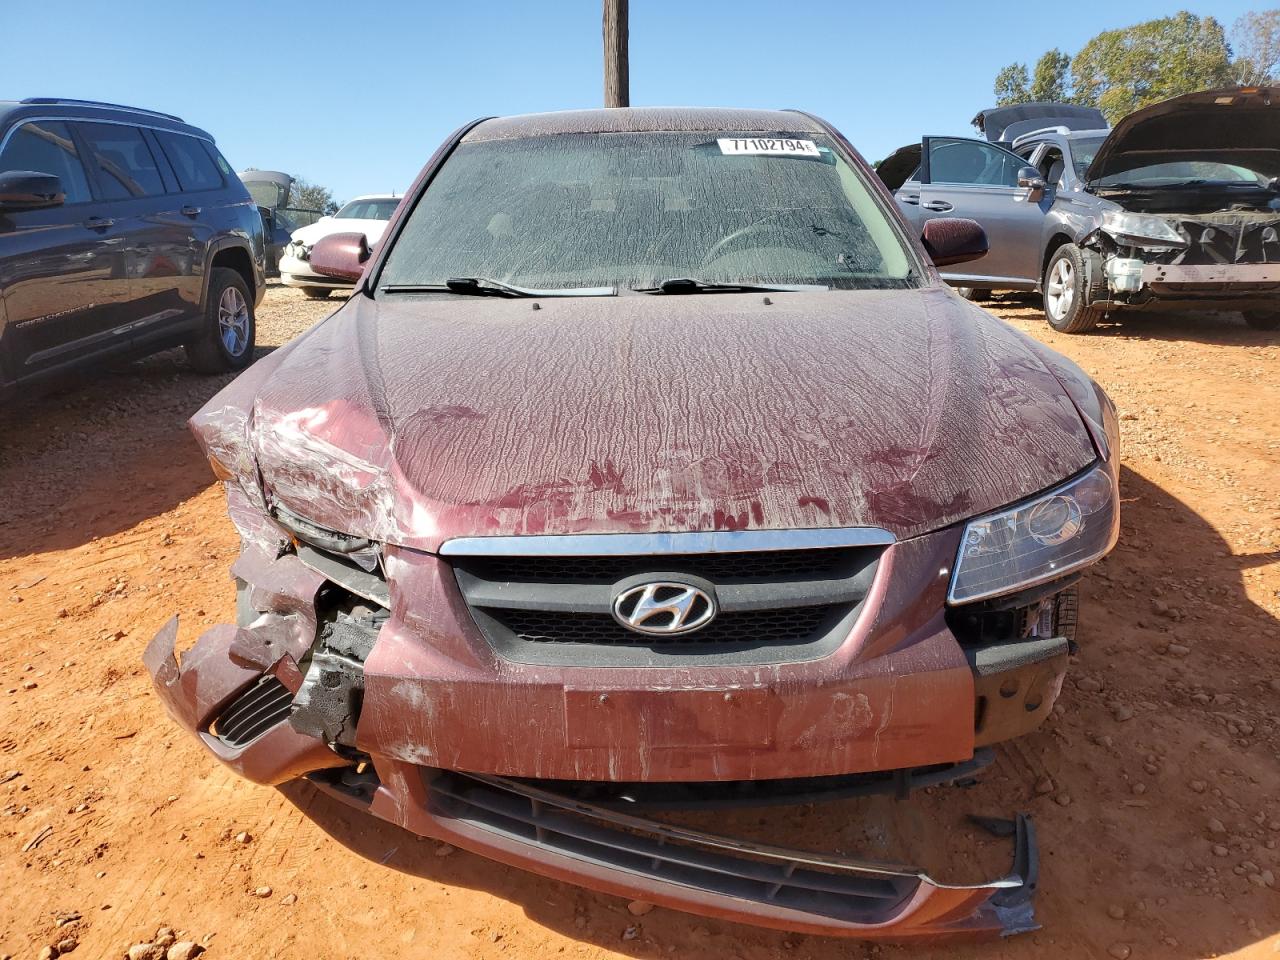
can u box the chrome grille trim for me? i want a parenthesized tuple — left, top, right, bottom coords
(439, 527, 896, 557)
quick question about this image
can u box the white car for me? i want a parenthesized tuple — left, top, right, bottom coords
(279, 194, 399, 298)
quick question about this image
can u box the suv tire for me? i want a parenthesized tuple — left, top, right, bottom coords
(185, 268, 256, 374)
(1243, 311, 1280, 331)
(955, 287, 993, 302)
(1043, 244, 1103, 334)
(300, 286, 331, 300)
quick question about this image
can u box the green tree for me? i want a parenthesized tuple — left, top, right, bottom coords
(993, 62, 1030, 106)
(1071, 11, 1233, 122)
(289, 177, 339, 215)
(1232, 9, 1280, 83)
(1030, 48, 1072, 102)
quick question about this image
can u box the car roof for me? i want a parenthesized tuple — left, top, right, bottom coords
(0, 98, 215, 141)
(462, 107, 823, 142)
(343, 194, 398, 202)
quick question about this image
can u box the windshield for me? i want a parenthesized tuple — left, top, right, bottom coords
(378, 132, 916, 292)
(336, 198, 399, 220)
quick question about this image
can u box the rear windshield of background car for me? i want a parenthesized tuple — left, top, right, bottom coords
(379, 131, 916, 292)
(76, 122, 166, 199)
(155, 131, 224, 192)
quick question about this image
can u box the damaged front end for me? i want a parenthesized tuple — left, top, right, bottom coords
(143, 481, 1045, 942)
(1079, 205, 1280, 314)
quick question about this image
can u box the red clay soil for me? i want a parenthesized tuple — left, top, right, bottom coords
(1, 287, 1277, 959)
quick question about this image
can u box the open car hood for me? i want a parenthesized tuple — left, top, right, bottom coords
(1084, 86, 1280, 185)
(877, 144, 921, 192)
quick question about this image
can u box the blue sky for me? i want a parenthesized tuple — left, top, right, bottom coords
(2, 0, 1261, 200)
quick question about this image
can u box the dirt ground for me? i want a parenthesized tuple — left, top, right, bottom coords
(1, 284, 1278, 960)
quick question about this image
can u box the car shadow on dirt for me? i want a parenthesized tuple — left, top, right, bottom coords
(0, 346, 274, 562)
(275, 465, 1280, 960)
(986, 296, 1279, 346)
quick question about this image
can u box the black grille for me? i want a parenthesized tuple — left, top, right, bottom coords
(451, 540, 883, 665)
(465, 549, 858, 583)
(494, 605, 838, 647)
(210, 675, 292, 747)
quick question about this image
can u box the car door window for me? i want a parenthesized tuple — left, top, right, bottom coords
(927, 138, 1021, 187)
(77, 122, 166, 199)
(0, 120, 92, 203)
(1039, 149, 1066, 188)
(154, 131, 223, 192)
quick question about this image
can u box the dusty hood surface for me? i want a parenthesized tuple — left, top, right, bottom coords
(192, 287, 1097, 552)
(1085, 85, 1280, 184)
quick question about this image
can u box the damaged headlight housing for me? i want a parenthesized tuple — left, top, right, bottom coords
(949, 464, 1118, 604)
(1100, 211, 1186, 250)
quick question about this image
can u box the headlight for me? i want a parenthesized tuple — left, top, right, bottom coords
(1100, 211, 1186, 250)
(949, 464, 1118, 604)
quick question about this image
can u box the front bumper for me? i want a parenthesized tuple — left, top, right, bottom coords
(153, 489, 1066, 783)
(145, 604, 1040, 941)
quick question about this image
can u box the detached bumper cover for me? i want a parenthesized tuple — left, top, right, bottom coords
(311, 759, 1039, 942)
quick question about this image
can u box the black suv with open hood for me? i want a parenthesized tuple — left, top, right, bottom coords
(880, 87, 1280, 333)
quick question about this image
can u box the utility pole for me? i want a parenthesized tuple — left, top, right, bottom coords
(603, 0, 629, 107)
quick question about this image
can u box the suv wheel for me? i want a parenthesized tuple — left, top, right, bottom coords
(300, 286, 331, 300)
(1043, 244, 1103, 334)
(1243, 311, 1280, 331)
(955, 287, 993, 302)
(185, 268, 256, 373)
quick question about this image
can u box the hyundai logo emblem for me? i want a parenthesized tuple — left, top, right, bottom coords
(611, 580, 717, 636)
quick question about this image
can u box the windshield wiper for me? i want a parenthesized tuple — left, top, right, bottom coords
(381, 278, 616, 298)
(633, 278, 829, 295)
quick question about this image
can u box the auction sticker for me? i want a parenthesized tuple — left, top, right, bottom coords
(717, 137, 821, 158)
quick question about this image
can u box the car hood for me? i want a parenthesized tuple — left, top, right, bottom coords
(876, 144, 921, 192)
(290, 218, 390, 245)
(191, 287, 1098, 553)
(1085, 85, 1280, 185)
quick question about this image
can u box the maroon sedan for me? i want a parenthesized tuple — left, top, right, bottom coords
(145, 108, 1119, 942)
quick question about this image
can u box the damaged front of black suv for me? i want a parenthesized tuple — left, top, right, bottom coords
(1076, 86, 1280, 330)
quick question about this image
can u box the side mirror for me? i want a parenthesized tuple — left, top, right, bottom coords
(1017, 165, 1047, 200)
(921, 217, 988, 267)
(309, 231, 370, 281)
(0, 170, 64, 212)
